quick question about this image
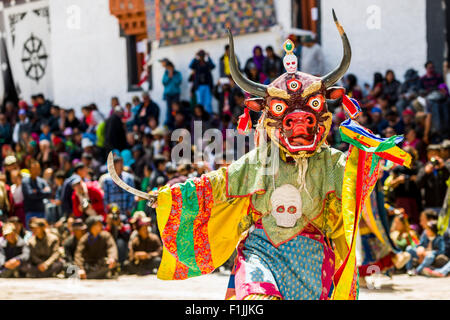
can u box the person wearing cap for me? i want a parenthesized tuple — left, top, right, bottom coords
(22, 160, 52, 228)
(25, 218, 63, 278)
(125, 217, 162, 275)
(12, 109, 31, 145)
(3, 155, 18, 185)
(0, 223, 30, 278)
(74, 215, 118, 279)
(71, 176, 105, 220)
(60, 162, 88, 218)
(148, 155, 168, 191)
(81, 152, 101, 180)
(102, 155, 135, 216)
(63, 218, 86, 265)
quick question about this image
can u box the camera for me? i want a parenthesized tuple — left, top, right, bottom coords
(430, 157, 439, 167)
(81, 198, 91, 211)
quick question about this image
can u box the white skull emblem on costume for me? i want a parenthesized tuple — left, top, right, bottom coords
(270, 184, 302, 228)
(283, 54, 298, 74)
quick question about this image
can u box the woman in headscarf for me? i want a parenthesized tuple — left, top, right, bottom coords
(244, 46, 266, 84)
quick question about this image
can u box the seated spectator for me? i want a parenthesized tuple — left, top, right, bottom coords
(7, 216, 32, 242)
(406, 221, 445, 275)
(63, 218, 86, 265)
(125, 218, 161, 276)
(74, 215, 118, 279)
(104, 204, 130, 266)
(390, 213, 420, 251)
(0, 223, 29, 278)
(71, 177, 105, 220)
(25, 218, 63, 278)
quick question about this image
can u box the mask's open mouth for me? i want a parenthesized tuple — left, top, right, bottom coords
(274, 126, 325, 153)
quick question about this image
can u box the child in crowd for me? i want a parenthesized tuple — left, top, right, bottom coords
(390, 214, 419, 251)
(406, 221, 445, 275)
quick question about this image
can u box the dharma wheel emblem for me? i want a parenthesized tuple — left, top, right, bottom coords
(21, 33, 48, 82)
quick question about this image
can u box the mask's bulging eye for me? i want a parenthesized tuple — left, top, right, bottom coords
(307, 95, 325, 112)
(287, 79, 302, 92)
(276, 205, 285, 213)
(270, 100, 288, 117)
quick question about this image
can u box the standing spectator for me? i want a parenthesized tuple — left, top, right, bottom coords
(74, 215, 118, 279)
(125, 218, 162, 275)
(71, 177, 105, 220)
(35, 94, 52, 119)
(0, 113, 12, 148)
(300, 35, 325, 76)
(420, 61, 444, 94)
(161, 59, 182, 128)
(190, 50, 216, 114)
(383, 70, 401, 106)
(135, 92, 160, 128)
(104, 106, 128, 152)
(416, 153, 449, 211)
(60, 163, 88, 219)
(10, 170, 25, 225)
(0, 223, 29, 278)
(12, 109, 31, 145)
(25, 218, 63, 278)
(219, 44, 240, 78)
(102, 155, 135, 216)
(148, 155, 168, 191)
(244, 46, 266, 83)
(263, 46, 283, 78)
(22, 160, 51, 228)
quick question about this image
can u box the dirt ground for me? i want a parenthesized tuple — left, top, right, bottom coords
(1, 273, 449, 300)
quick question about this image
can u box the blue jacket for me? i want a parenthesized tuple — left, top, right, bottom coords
(162, 70, 182, 99)
(419, 232, 446, 256)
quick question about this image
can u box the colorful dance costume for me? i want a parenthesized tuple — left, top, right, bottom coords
(111, 11, 411, 300)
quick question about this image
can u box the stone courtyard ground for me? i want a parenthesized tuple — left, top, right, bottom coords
(1, 273, 449, 300)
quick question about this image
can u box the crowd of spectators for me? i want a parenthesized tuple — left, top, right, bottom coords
(0, 37, 449, 280)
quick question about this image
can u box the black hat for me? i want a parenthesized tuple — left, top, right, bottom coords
(72, 218, 87, 231)
(85, 215, 103, 231)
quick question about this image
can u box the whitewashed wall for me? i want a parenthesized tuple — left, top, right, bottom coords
(49, 0, 134, 117)
(321, 0, 427, 88)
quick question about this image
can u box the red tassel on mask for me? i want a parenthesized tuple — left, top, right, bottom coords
(237, 108, 252, 135)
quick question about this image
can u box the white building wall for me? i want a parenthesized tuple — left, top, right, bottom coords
(49, 0, 133, 117)
(321, 0, 427, 87)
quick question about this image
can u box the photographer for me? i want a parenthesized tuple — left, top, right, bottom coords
(416, 151, 449, 211)
(71, 177, 105, 220)
(104, 203, 130, 267)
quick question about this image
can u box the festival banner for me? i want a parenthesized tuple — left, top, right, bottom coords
(146, 0, 277, 47)
(2, 0, 53, 100)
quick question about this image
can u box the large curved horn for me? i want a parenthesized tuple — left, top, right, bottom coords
(227, 29, 268, 97)
(107, 152, 157, 204)
(321, 9, 352, 88)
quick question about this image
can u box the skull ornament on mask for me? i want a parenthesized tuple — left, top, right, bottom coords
(270, 184, 302, 228)
(283, 55, 298, 74)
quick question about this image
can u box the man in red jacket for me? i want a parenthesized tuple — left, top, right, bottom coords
(71, 177, 105, 220)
